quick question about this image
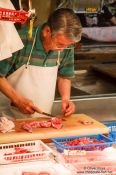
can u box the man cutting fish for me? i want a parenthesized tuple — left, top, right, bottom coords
(0, 8, 82, 118)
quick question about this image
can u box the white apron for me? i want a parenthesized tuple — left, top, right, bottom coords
(1, 27, 60, 118)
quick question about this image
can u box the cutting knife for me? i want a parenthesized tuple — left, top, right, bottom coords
(41, 112, 66, 121)
(11, 102, 66, 120)
(41, 112, 54, 117)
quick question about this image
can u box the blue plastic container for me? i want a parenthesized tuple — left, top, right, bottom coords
(52, 134, 115, 153)
(104, 122, 116, 141)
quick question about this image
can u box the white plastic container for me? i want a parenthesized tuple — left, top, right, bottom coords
(0, 140, 52, 164)
(0, 161, 73, 175)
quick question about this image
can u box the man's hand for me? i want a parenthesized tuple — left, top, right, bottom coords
(62, 100, 75, 117)
(0, 77, 42, 115)
(11, 97, 42, 114)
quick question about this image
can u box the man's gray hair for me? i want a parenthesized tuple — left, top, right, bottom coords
(47, 8, 82, 42)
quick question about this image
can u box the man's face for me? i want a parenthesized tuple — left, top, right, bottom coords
(42, 27, 75, 52)
(42, 26, 77, 52)
(49, 33, 75, 51)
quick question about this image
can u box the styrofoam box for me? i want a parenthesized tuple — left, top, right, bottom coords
(0, 160, 73, 175)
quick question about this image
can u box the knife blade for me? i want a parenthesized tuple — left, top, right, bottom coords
(42, 112, 66, 121)
(42, 112, 54, 117)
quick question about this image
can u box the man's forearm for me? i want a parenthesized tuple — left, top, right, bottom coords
(0, 76, 21, 104)
(0, 76, 42, 114)
(57, 76, 71, 101)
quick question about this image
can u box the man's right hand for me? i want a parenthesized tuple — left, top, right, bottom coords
(0, 77, 42, 115)
(11, 97, 42, 114)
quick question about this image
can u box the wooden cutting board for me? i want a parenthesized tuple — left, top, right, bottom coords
(0, 114, 109, 144)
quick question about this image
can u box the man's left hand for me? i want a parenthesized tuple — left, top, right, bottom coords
(62, 100, 75, 117)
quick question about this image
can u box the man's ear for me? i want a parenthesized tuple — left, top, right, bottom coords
(42, 26, 51, 38)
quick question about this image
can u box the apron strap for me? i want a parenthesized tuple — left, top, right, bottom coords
(57, 51, 60, 66)
(26, 27, 39, 67)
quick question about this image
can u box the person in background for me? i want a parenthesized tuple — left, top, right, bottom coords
(0, 8, 82, 118)
(98, 0, 116, 26)
(78, 0, 116, 27)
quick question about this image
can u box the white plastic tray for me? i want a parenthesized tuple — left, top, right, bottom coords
(0, 161, 73, 175)
(0, 140, 52, 164)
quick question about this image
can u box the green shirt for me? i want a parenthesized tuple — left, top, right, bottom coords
(0, 24, 74, 78)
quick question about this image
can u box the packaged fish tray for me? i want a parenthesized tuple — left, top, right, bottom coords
(60, 148, 116, 174)
(61, 150, 108, 164)
(104, 121, 116, 141)
(60, 147, 116, 164)
(0, 140, 52, 164)
(52, 134, 115, 153)
(72, 161, 116, 175)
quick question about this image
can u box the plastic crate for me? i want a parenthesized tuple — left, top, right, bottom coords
(52, 134, 115, 153)
(104, 122, 116, 141)
(0, 140, 52, 164)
